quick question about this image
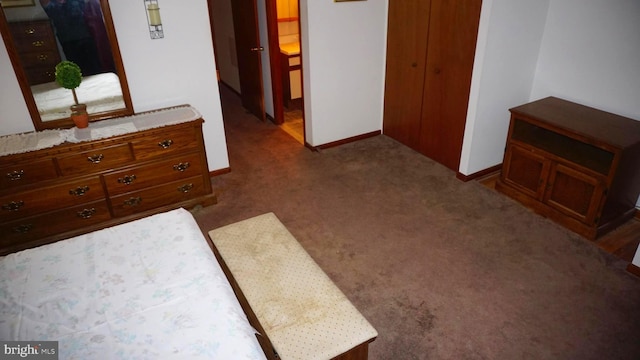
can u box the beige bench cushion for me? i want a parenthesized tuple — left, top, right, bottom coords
(209, 213, 378, 360)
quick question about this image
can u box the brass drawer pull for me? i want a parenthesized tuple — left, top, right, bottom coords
(37, 54, 48, 61)
(6, 170, 24, 181)
(177, 183, 194, 193)
(123, 197, 142, 207)
(87, 154, 104, 163)
(77, 208, 97, 219)
(12, 224, 33, 234)
(2, 200, 25, 211)
(69, 186, 90, 196)
(25, 28, 35, 35)
(173, 162, 190, 172)
(117, 175, 137, 185)
(158, 139, 174, 149)
(32, 40, 44, 47)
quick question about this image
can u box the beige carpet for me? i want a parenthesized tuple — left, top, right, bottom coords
(192, 86, 640, 360)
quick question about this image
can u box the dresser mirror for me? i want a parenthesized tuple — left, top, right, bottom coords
(0, 0, 132, 130)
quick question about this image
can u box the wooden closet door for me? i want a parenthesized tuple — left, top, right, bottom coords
(382, 0, 432, 151)
(419, 0, 482, 171)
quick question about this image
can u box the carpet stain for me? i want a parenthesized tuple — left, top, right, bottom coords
(394, 297, 436, 336)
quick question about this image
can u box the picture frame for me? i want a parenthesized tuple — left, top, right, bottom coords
(1, 0, 36, 8)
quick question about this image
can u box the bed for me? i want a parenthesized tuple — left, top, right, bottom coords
(32, 72, 125, 122)
(0, 208, 267, 360)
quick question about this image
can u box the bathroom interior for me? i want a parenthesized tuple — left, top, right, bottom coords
(276, 0, 304, 144)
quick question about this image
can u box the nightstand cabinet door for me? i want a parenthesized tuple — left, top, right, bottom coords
(544, 163, 605, 224)
(501, 144, 549, 200)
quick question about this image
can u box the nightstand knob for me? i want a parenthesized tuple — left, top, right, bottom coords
(87, 154, 104, 163)
(12, 224, 33, 234)
(173, 162, 190, 172)
(123, 197, 142, 207)
(69, 186, 90, 196)
(2, 200, 25, 211)
(6, 170, 24, 181)
(117, 175, 137, 185)
(158, 139, 174, 149)
(77, 208, 97, 219)
(177, 183, 194, 193)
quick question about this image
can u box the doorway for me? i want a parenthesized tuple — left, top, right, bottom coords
(208, 0, 305, 145)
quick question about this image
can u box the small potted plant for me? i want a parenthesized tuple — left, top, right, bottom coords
(55, 60, 89, 128)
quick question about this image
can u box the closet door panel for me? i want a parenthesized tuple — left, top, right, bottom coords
(382, 0, 432, 150)
(419, 0, 482, 170)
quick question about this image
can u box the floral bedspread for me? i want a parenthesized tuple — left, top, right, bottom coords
(0, 208, 266, 360)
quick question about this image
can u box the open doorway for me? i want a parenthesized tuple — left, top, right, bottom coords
(208, 0, 305, 145)
(274, 0, 303, 144)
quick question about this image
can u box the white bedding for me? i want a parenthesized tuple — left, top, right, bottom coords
(0, 208, 267, 360)
(32, 72, 125, 122)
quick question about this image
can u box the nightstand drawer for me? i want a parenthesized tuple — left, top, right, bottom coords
(103, 152, 204, 196)
(0, 158, 58, 190)
(110, 176, 206, 217)
(132, 126, 200, 161)
(0, 176, 105, 222)
(58, 143, 135, 176)
(0, 200, 111, 253)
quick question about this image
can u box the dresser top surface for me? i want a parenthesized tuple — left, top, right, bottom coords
(0, 105, 201, 158)
(510, 97, 640, 149)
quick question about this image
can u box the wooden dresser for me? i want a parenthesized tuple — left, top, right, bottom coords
(0, 107, 217, 255)
(8, 19, 61, 85)
(496, 97, 640, 240)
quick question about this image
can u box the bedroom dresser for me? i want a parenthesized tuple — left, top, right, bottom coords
(0, 106, 217, 255)
(8, 19, 61, 86)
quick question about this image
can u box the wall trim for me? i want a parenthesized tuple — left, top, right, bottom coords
(308, 131, 381, 151)
(627, 263, 640, 278)
(219, 81, 241, 97)
(456, 164, 502, 182)
(210, 167, 231, 177)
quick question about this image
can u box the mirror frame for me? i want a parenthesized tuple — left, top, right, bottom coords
(0, 0, 133, 131)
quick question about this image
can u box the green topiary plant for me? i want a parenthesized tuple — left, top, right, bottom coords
(55, 60, 83, 105)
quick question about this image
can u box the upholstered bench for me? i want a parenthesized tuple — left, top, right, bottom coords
(209, 213, 378, 360)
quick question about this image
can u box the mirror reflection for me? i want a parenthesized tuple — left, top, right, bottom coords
(2, 0, 126, 123)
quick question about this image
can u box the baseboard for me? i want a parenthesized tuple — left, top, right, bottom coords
(627, 263, 640, 278)
(209, 167, 231, 177)
(219, 81, 241, 96)
(456, 164, 502, 182)
(309, 130, 381, 151)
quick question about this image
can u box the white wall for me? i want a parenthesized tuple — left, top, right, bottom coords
(531, 0, 640, 208)
(530, 0, 640, 120)
(460, 0, 550, 175)
(0, 39, 34, 136)
(301, 0, 387, 147)
(0, 0, 229, 172)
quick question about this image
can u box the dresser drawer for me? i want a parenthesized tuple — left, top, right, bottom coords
(58, 143, 135, 176)
(19, 49, 60, 68)
(103, 153, 204, 196)
(0, 176, 105, 222)
(0, 158, 58, 190)
(110, 176, 206, 217)
(23, 64, 57, 85)
(12, 34, 58, 54)
(9, 20, 54, 41)
(0, 200, 111, 252)
(132, 126, 200, 161)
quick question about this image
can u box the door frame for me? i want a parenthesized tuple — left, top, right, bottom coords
(207, 0, 304, 131)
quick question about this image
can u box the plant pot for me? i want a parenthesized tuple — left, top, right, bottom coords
(70, 104, 89, 129)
